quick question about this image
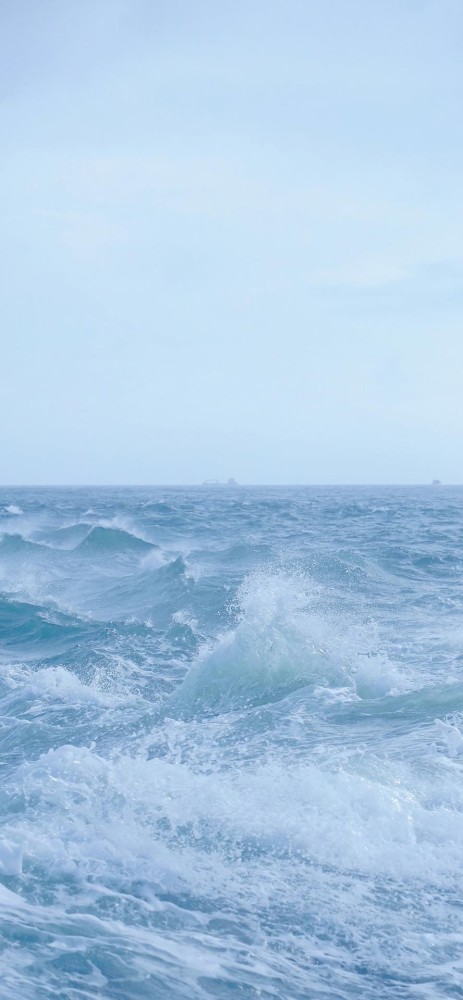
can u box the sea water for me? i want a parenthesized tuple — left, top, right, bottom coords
(0, 485, 462, 999)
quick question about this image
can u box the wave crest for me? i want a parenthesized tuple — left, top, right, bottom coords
(76, 525, 155, 555)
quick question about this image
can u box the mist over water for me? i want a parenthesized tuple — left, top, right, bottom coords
(1, 485, 463, 998)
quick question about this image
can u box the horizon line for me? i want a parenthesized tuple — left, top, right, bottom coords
(0, 482, 456, 489)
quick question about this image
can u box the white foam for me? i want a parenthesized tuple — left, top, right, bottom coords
(0, 838, 23, 875)
(139, 547, 172, 570)
(353, 652, 409, 698)
(5, 664, 128, 707)
(7, 726, 463, 888)
(434, 716, 463, 758)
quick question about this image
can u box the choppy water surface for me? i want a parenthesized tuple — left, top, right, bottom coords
(1, 485, 463, 999)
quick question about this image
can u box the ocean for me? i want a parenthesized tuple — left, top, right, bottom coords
(0, 485, 462, 999)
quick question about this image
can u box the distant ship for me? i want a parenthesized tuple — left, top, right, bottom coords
(431, 479, 442, 485)
(202, 478, 239, 486)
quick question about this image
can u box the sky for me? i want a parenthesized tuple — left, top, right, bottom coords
(1, 0, 462, 485)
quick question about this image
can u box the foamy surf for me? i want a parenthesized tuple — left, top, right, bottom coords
(0, 485, 462, 999)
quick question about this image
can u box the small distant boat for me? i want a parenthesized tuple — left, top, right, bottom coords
(431, 479, 442, 485)
(201, 478, 239, 487)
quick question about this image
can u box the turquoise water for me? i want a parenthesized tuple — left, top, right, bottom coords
(1, 485, 463, 999)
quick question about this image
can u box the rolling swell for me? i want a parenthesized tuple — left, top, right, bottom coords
(37, 522, 94, 549)
(0, 485, 463, 999)
(0, 533, 48, 557)
(0, 596, 95, 658)
(76, 524, 155, 555)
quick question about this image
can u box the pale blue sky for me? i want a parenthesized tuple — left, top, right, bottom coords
(1, 0, 462, 484)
